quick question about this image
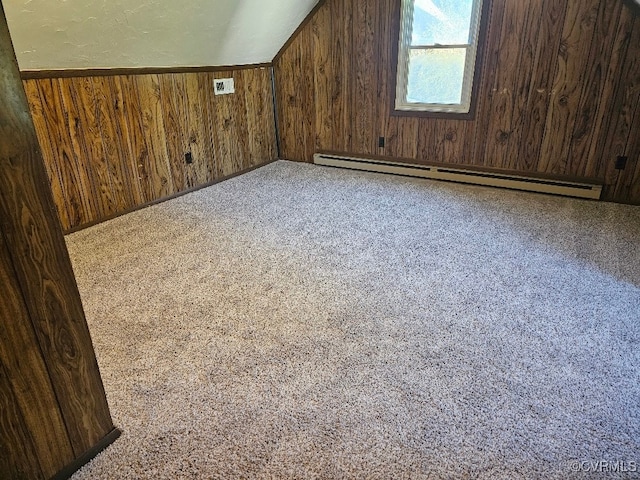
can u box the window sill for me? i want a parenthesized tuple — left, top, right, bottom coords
(390, 107, 477, 120)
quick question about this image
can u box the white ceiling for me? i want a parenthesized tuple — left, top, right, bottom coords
(4, 0, 318, 70)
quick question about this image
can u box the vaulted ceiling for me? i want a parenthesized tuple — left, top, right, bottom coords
(4, 0, 318, 70)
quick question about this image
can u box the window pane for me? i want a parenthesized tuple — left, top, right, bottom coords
(406, 48, 466, 105)
(412, 0, 474, 45)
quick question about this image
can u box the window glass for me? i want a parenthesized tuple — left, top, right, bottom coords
(411, 0, 475, 45)
(396, 0, 484, 114)
(406, 48, 466, 104)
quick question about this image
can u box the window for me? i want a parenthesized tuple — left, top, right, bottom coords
(395, 0, 486, 116)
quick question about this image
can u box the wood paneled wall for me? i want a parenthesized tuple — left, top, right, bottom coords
(1, 4, 117, 478)
(274, 0, 640, 204)
(23, 67, 278, 231)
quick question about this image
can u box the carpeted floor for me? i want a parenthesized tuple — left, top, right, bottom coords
(68, 160, 640, 479)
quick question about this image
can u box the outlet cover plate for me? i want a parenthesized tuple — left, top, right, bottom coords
(214, 78, 235, 95)
(616, 156, 628, 170)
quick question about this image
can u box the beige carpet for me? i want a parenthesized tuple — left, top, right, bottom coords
(68, 160, 640, 479)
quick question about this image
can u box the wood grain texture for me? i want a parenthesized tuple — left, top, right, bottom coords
(538, 0, 601, 174)
(53, 78, 103, 226)
(227, 71, 251, 172)
(212, 70, 242, 177)
(312, 2, 333, 152)
(628, 100, 640, 202)
(609, 15, 640, 203)
(244, 68, 278, 169)
(184, 73, 215, 184)
(0, 228, 74, 479)
(480, 0, 524, 168)
(564, 1, 622, 176)
(160, 73, 187, 191)
(131, 74, 174, 202)
(376, 0, 395, 158)
(0, 360, 43, 480)
(274, 0, 640, 204)
(93, 76, 138, 211)
(1, 4, 114, 478)
(22, 80, 70, 231)
(69, 76, 118, 218)
(196, 73, 219, 181)
(352, 0, 378, 156)
(516, 0, 567, 172)
(1, 78, 113, 462)
(24, 66, 277, 230)
(107, 76, 145, 207)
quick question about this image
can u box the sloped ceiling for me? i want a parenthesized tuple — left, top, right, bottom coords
(4, 0, 318, 70)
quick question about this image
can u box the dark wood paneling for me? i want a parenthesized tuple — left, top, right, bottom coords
(567, 2, 623, 177)
(470, 0, 505, 167)
(68, 76, 117, 219)
(108, 76, 146, 207)
(243, 68, 279, 169)
(312, 7, 337, 158)
(376, 0, 395, 157)
(55, 78, 101, 226)
(628, 101, 640, 201)
(160, 74, 187, 191)
(212, 70, 243, 177)
(516, 0, 567, 172)
(227, 71, 251, 172)
(24, 67, 278, 230)
(196, 73, 219, 181)
(183, 73, 215, 185)
(538, 0, 601, 175)
(134, 74, 176, 202)
(22, 80, 70, 231)
(605, 14, 640, 203)
(93, 76, 138, 212)
(274, 0, 640, 204)
(352, 1, 378, 156)
(482, 0, 531, 170)
(0, 230, 74, 479)
(1, 4, 116, 478)
(24, 79, 95, 230)
(0, 360, 43, 480)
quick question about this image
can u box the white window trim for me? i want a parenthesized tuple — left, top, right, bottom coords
(395, 0, 484, 114)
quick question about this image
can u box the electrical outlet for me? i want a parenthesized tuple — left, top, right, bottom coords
(615, 155, 628, 170)
(214, 78, 235, 95)
(185, 152, 193, 164)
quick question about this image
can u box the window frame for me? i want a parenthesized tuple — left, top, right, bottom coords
(391, 0, 492, 120)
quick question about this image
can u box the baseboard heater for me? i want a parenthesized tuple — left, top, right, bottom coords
(313, 153, 602, 200)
